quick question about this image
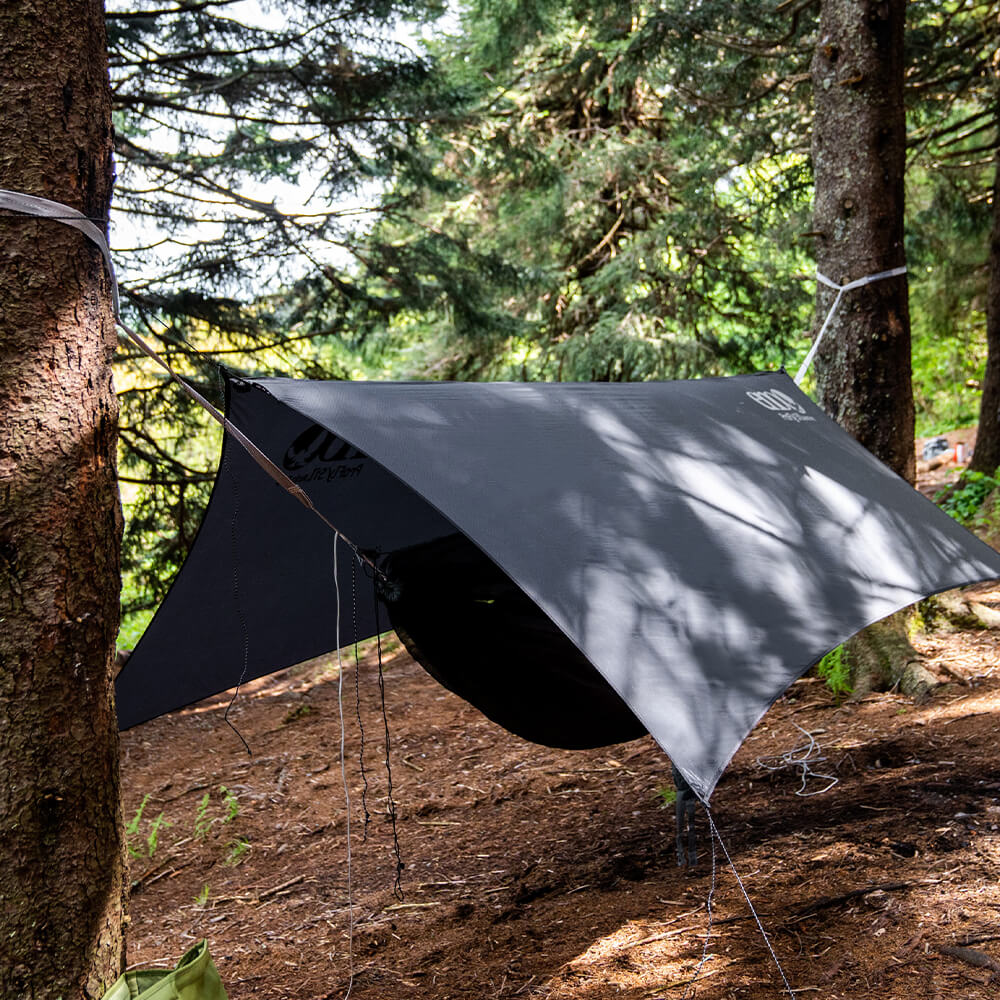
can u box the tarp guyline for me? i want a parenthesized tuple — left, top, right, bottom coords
(116, 372, 1000, 802)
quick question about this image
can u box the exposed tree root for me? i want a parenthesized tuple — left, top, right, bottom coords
(847, 610, 938, 700)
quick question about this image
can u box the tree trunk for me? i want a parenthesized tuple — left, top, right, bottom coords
(969, 106, 1000, 477)
(0, 2, 127, 998)
(811, 0, 914, 484)
(811, 0, 925, 696)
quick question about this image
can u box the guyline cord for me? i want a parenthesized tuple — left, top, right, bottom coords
(333, 533, 355, 1000)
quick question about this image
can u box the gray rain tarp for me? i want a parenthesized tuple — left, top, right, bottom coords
(116, 372, 1000, 801)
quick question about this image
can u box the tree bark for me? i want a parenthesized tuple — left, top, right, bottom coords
(969, 104, 1000, 477)
(811, 0, 926, 696)
(811, 0, 914, 484)
(0, 2, 127, 998)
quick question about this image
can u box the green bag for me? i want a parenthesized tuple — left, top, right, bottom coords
(101, 941, 229, 1000)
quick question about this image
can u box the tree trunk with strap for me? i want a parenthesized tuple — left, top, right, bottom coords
(811, 0, 913, 482)
(811, 0, 935, 698)
(0, 1, 127, 996)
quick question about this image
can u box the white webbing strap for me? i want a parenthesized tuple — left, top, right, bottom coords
(794, 265, 907, 385)
(0, 189, 123, 315)
(0, 186, 363, 547)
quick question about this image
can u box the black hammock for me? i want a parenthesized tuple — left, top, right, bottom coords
(377, 533, 646, 750)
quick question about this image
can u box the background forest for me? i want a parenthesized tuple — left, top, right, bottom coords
(110, 0, 1000, 639)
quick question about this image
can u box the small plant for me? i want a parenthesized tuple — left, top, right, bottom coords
(936, 470, 1000, 523)
(193, 785, 241, 839)
(125, 794, 151, 857)
(125, 794, 172, 860)
(220, 785, 239, 824)
(907, 604, 927, 639)
(145, 811, 172, 858)
(224, 837, 251, 866)
(194, 790, 213, 839)
(816, 645, 852, 702)
(282, 703, 314, 724)
(195, 884, 210, 906)
(655, 785, 677, 808)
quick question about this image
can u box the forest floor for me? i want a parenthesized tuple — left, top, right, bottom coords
(121, 587, 1000, 1000)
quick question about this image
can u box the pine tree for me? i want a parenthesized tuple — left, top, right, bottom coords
(362, 0, 820, 381)
(106, 0, 453, 611)
(0, 2, 127, 995)
(810, 0, 913, 481)
(969, 111, 1000, 476)
(906, 0, 999, 438)
(809, 0, 950, 698)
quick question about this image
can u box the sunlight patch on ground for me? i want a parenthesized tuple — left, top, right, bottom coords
(916, 684, 1000, 725)
(542, 911, 719, 998)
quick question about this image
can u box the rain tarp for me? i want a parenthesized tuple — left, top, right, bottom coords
(116, 372, 1000, 801)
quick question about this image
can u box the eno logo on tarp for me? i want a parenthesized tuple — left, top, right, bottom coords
(745, 390, 815, 423)
(283, 425, 367, 482)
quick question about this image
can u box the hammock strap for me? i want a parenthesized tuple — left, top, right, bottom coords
(794, 265, 908, 385)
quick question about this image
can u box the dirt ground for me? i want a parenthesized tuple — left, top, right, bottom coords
(121, 575, 1000, 1000)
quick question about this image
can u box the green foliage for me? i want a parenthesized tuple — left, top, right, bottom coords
(125, 794, 151, 858)
(117, 402, 221, 619)
(906, 134, 992, 436)
(108, 0, 448, 299)
(118, 607, 153, 651)
(907, 604, 927, 640)
(146, 812, 173, 859)
(910, 321, 985, 437)
(194, 786, 241, 839)
(368, 0, 998, 415)
(107, 0, 457, 612)
(195, 884, 210, 907)
(655, 785, 677, 808)
(936, 470, 1000, 522)
(109, 0, 1000, 620)
(358, 0, 820, 382)
(224, 838, 251, 867)
(125, 794, 172, 859)
(220, 786, 240, 825)
(815, 645, 852, 702)
(904, 1, 999, 434)
(283, 703, 315, 725)
(193, 791, 213, 840)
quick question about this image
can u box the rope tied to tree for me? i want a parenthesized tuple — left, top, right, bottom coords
(795, 266, 908, 386)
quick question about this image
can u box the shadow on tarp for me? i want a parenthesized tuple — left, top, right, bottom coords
(116, 373, 1000, 802)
